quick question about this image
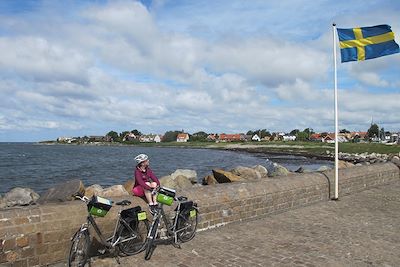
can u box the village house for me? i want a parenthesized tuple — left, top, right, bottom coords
(122, 132, 137, 142)
(251, 134, 261, 142)
(321, 133, 348, 143)
(89, 136, 111, 142)
(57, 137, 75, 143)
(218, 133, 245, 142)
(350, 132, 368, 141)
(139, 134, 162, 143)
(261, 136, 271, 141)
(390, 133, 399, 144)
(309, 133, 322, 142)
(176, 133, 190, 142)
(282, 135, 296, 141)
(206, 134, 217, 142)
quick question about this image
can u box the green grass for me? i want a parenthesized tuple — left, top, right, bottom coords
(339, 142, 400, 154)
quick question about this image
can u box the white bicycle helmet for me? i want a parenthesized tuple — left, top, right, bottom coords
(134, 153, 149, 164)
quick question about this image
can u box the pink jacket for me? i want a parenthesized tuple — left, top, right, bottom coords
(134, 167, 160, 190)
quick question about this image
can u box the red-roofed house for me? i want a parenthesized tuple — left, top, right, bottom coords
(310, 133, 322, 142)
(177, 133, 190, 142)
(218, 133, 245, 142)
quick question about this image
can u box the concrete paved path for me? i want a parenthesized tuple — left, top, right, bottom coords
(93, 182, 400, 267)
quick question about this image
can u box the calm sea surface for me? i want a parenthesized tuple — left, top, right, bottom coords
(0, 143, 333, 194)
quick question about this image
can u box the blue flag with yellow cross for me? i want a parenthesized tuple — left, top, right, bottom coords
(337, 24, 399, 62)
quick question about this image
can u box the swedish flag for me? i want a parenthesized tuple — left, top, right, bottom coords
(337, 24, 399, 62)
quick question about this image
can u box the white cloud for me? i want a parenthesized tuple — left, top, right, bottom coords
(275, 78, 318, 101)
(0, 0, 399, 141)
(206, 38, 330, 87)
(0, 36, 90, 83)
(355, 72, 389, 87)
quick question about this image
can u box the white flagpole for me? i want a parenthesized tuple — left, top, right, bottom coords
(332, 23, 339, 200)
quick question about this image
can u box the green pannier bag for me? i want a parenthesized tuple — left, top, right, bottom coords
(87, 196, 112, 217)
(156, 187, 176, 206)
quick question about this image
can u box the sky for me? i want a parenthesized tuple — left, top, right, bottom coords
(0, 0, 399, 142)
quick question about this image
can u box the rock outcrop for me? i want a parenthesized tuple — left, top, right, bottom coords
(38, 179, 85, 204)
(101, 185, 129, 197)
(123, 180, 134, 194)
(391, 156, 400, 168)
(317, 166, 331, 172)
(202, 174, 218, 185)
(338, 152, 390, 165)
(268, 163, 290, 177)
(230, 166, 261, 180)
(212, 169, 243, 183)
(338, 160, 354, 169)
(252, 165, 269, 178)
(0, 188, 40, 208)
(84, 184, 103, 198)
(170, 169, 197, 184)
(160, 174, 193, 189)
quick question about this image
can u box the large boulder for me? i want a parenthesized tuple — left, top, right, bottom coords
(160, 174, 193, 190)
(339, 160, 354, 169)
(317, 165, 332, 172)
(268, 163, 290, 177)
(230, 166, 261, 180)
(170, 169, 197, 184)
(202, 174, 218, 185)
(212, 169, 243, 183)
(38, 179, 85, 204)
(123, 180, 134, 194)
(252, 165, 268, 178)
(0, 188, 40, 208)
(101, 185, 129, 197)
(84, 184, 103, 198)
(390, 156, 400, 168)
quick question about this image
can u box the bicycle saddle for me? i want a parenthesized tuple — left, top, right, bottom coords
(116, 200, 131, 206)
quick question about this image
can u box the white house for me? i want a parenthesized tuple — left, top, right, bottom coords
(283, 135, 296, 141)
(177, 133, 190, 142)
(251, 134, 261, 142)
(154, 135, 162, 143)
(139, 134, 161, 143)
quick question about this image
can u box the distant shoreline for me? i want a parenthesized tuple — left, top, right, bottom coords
(36, 141, 335, 160)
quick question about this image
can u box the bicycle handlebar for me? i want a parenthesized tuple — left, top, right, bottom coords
(75, 194, 90, 203)
(151, 186, 188, 202)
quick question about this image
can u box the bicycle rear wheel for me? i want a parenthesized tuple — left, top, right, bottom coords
(117, 219, 149, 255)
(68, 230, 90, 267)
(177, 208, 198, 243)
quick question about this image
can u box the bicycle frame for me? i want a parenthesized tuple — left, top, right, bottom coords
(78, 207, 139, 249)
(147, 201, 197, 244)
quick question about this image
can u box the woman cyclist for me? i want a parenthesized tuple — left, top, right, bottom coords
(132, 154, 160, 213)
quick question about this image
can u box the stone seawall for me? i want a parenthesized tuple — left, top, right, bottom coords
(1, 163, 399, 266)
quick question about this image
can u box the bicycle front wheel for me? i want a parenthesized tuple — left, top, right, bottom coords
(117, 219, 149, 255)
(144, 216, 159, 260)
(177, 208, 198, 243)
(68, 230, 90, 267)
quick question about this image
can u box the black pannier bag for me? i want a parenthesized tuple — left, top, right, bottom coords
(176, 200, 197, 219)
(120, 206, 147, 225)
(178, 201, 194, 212)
